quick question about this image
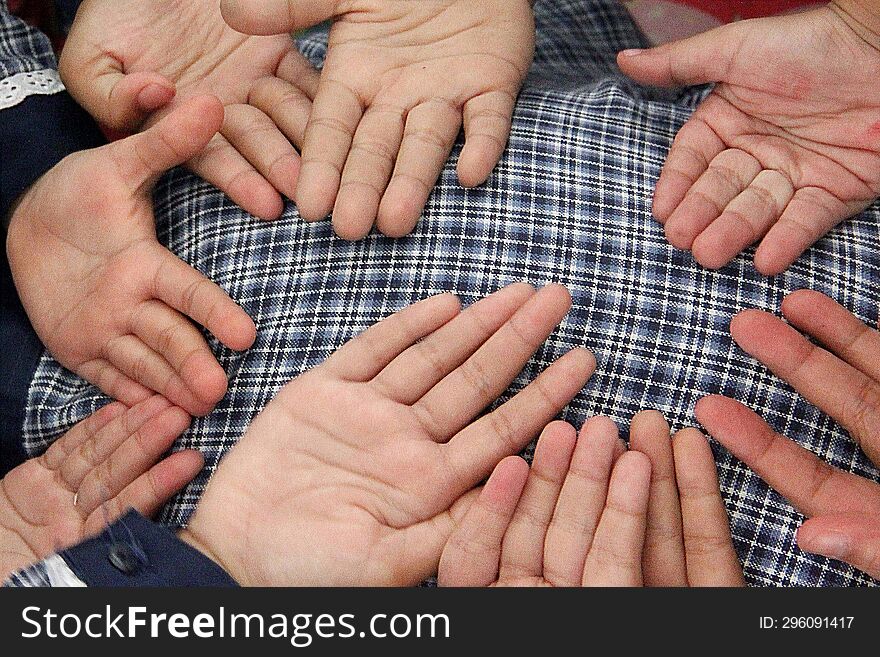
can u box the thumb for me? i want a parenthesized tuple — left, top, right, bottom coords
(220, 0, 338, 35)
(60, 48, 175, 131)
(111, 95, 225, 190)
(797, 514, 880, 579)
(617, 22, 744, 87)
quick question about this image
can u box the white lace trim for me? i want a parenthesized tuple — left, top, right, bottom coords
(0, 69, 65, 110)
(43, 554, 87, 587)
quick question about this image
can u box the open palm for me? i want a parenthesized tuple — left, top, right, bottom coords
(0, 396, 202, 581)
(180, 284, 595, 586)
(620, 5, 880, 274)
(221, 0, 535, 238)
(7, 97, 256, 415)
(60, 0, 320, 219)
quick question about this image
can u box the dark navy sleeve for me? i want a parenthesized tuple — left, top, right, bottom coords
(57, 510, 239, 587)
(0, 89, 105, 222)
(0, 1, 104, 474)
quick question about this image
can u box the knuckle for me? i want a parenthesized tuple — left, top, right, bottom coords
(487, 407, 519, 453)
(407, 126, 453, 151)
(459, 358, 496, 404)
(847, 378, 880, 443)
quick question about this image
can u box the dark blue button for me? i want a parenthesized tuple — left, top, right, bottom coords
(108, 543, 142, 575)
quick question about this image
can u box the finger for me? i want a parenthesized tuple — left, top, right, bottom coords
(221, 104, 301, 201)
(694, 395, 880, 518)
(102, 334, 209, 416)
(76, 405, 191, 514)
(83, 450, 204, 534)
(753, 187, 854, 276)
(249, 76, 313, 149)
(797, 514, 880, 580)
(629, 411, 687, 586)
(188, 132, 285, 220)
(151, 247, 257, 353)
(782, 289, 880, 383)
(332, 105, 406, 240)
(112, 96, 225, 190)
(663, 149, 762, 250)
(373, 282, 535, 403)
(59, 43, 175, 131)
(377, 100, 461, 237)
(542, 416, 619, 586)
(652, 112, 726, 222)
(76, 359, 153, 407)
(730, 308, 880, 461)
(323, 293, 462, 381)
(220, 0, 337, 35)
(691, 169, 794, 270)
(457, 91, 515, 188)
(616, 22, 743, 87)
(582, 451, 651, 587)
(444, 347, 597, 495)
(498, 422, 577, 581)
(672, 428, 745, 586)
(296, 79, 364, 221)
(438, 456, 529, 587)
(130, 300, 229, 409)
(413, 284, 573, 438)
(275, 50, 320, 100)
(382, 488, 481, 586)
(42, 402, 127, 471)
(60, 395, 172, 491)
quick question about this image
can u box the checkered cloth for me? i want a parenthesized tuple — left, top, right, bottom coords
(20, 0, 880, 587)
(0, 0, 56, 80)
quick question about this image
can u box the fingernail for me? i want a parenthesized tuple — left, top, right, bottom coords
(137, 83, 173, 109)
(799, 531, 851, 560)
(619, 49, 646, 57)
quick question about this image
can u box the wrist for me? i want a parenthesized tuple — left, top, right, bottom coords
(830, 1, 880, 50)
(177, 526, 236, 578)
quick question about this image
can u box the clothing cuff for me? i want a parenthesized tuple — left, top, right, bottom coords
(0, 89, 105, 223)
(58, 510, 239, 587)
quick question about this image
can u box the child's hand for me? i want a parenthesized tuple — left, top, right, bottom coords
(59, 0, 320, 219)
(177, 283, 596, 585)
(697, 289, 880, 579)
(220, 0, 536, 239)
(619, 4, 880, 274)
(0, 396, 203, 581)
(438, 412, 744, 586)
(7, 96, 256, 416)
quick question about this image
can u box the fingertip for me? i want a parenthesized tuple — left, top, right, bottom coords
(581, 414, 620, 442)
(691, 237, 732, 271)
(456, 150, 493, 189)
(333, 215, 373, 241)
(222, 171, 285, 220)
(536, 420, 578, 453)
(535, 283, 573, 316)
(780, 289, 824, 321)
(136, 80, 176, 113)
(753, 237, 794, 276)
(694, 396, 754, 442)
(567, 347, 598, 379)
(728, 307, 769, 345)
(377, 184, 423, 238)
(672, 426, 708, 446)
(223, 311, 258, 352)
(295, 166, 337, 222)
(163, 405, 193, 437)
(664, 220, 697, 251)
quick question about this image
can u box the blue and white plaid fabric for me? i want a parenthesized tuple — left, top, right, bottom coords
(0, 1, 64, 108)
(0, 0, 56, 79)
(19, 0, 880, 587)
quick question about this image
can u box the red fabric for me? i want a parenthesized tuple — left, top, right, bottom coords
(660, 0, 821, 22)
